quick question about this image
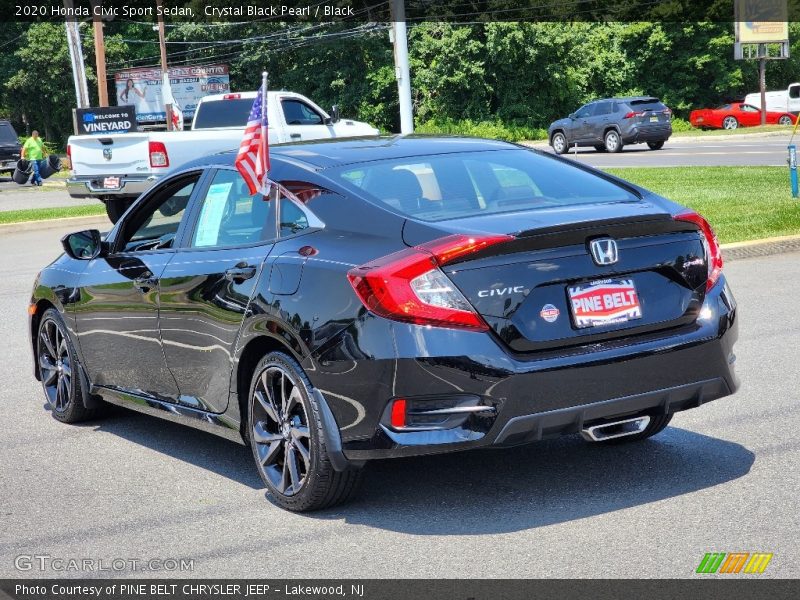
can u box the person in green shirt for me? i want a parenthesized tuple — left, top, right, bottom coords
(21, 130, 45, 186)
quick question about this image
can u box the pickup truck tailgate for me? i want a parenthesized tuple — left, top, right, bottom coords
(70, 133, 151, 176)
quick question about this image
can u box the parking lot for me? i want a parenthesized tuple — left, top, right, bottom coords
(0, 221, 798, 578)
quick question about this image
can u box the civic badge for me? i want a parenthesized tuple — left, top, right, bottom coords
(102, 148, 112, 161)
(589, 238, 618, 266)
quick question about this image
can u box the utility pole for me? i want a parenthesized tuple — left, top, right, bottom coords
(91, 1, 108, 106)
(759, 52, 767, 126)
(390, 0, 413, 134)
(63, 0, 90, 109)
(156, 0, 173, 130)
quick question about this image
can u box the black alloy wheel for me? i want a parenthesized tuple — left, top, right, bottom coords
(37, 309, 95, 423)
(248, 352, 363, 511)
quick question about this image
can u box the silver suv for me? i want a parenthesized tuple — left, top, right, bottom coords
(548, 97, 672, 154)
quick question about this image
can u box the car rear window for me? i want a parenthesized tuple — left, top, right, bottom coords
(192, 98, 253, 129)
(333, 149, 639, 222)
(0, 123, 18, 144)
(628, 99, 668, 112)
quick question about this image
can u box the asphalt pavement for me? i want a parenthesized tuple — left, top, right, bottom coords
(0, 223, 798, 578)
(529, 133, 794, 167)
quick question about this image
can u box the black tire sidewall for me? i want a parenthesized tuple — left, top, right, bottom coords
(38, 308, 86, 421)
(247, 352, 325, 509)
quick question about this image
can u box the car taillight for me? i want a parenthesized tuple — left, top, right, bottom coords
(149, 141, 169, 168)
(664, 107, 673, 117)
(623, 111, 644, 119)
(347, 233, 513, 331)
(66, 144, 71, 160)
(674, 211, 723, 291)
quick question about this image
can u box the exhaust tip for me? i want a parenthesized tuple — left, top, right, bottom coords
(581, 416, 651, 442)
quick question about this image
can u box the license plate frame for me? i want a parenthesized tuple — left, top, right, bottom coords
(649, 115, 659, 123)
(103, 176, 120, 190)
(567, 278, 643, 329)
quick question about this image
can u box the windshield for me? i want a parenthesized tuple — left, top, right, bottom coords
(192, 98, 253, 129)
(628, 99, 668, 112)
(333, 149, 639, 222)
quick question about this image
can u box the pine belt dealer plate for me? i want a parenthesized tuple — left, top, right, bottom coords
(567, 278, 642, 329)
(103, 176, 120, 190)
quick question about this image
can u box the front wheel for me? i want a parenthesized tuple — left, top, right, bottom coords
(647, 141, 665, 150)
(604, 129, 623, 153)
(37, 308, 97, 423)
(248, 352, 362, 511)
(722, 116, 739, 130)
(551, 132, 568, 155)
(779, 115, 793, 126)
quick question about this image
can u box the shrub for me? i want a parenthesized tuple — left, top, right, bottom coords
(415, 118, 548, 142)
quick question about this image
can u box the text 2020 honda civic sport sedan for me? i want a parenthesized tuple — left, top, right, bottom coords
(29, 136, 738, 511)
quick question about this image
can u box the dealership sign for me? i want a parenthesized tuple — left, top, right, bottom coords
(74, 106, 136, 135)
(114, 64, 230, 123)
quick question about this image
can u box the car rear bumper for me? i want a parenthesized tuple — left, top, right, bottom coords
(622, 124, 672, 144)
(312, 277, 738, 461)
(66, 175, 160, 199)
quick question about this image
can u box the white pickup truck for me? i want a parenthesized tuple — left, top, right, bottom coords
(67, 91, 379, 222)
(744, 83, 800, 114)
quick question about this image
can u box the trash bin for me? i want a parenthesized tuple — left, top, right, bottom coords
(12, 159, 32, 185)
(38, 156, 60, 180)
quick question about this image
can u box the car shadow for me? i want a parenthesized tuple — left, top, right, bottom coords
(82, 407, 753, 535)
(85, 406, 263, 489)
(312, 427, 754, 535)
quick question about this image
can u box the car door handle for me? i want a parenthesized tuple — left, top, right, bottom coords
(290, 133, 301, 139)
(133, 275, 158, 292)
(225, 264, 257, 283)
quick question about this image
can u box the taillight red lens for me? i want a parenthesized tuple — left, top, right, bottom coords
(66, 144, 71, 160)
(624, 111, 643, 119)
(347, 234, 513, 331)
(674, 211, 723, 291)
(148, 141, 169, 168)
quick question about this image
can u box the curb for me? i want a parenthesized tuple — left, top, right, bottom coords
(0, 214, 109, 234)
(721, 233, 800, 261)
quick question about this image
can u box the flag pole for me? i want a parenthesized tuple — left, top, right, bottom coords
(260, 70, 270, 197)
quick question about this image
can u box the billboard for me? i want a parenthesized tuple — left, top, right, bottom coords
(735, 0, 789, 43)
(114, 65, 230, 123)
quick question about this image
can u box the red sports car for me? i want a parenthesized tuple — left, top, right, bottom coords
(690, 102, 797, 130)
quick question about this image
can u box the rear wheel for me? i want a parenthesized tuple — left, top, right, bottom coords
(722, 116, 739, 130)
(248, 352, 362, 511)
(37, 309, 97, 423)
(604, 129, 623, 153)
(589, 414, 674, 445)
(779, 115, 793, 126)
(551, 132, 568, 155)
(103, 197, 134, 224)
(647, 141, 665, 150)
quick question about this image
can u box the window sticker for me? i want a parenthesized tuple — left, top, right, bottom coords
(194, 182, 233, 247)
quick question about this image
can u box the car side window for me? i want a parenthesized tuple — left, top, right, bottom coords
(594, 102, 612, 116)
(741, 104, 758, 112)
(118, 175, 199, 253)
(281, 99, 324, 126)
(790, 86, 800, 99)
(280, 197, 311, 237)
(190, 169, 272, 248)
(574, 104, 594, 118)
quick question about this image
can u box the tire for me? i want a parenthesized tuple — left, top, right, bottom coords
(104, 198, 134, 224)
(722, 116, 739, 130)
(248, 351, 363, 511)
(551, 131, 568, 155)
(604, 129, 623, 153)
(647, 141, 665, 150)
(593, 144, 606, 152)
(37, 308, 97, 423)
(590, 413, 674, 445)
(779, 115, 793, 126)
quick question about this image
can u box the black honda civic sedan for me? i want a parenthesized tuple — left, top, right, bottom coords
(29, 136, 738, 511)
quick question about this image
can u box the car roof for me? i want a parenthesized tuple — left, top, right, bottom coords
(181, 135, 519, 171)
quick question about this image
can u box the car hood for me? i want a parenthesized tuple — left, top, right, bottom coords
(549, 118, 572, 130)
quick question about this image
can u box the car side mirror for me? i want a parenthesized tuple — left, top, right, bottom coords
(326, 105, 340, 124)
(61, 229, 106, 260)
(568, 113, 576, 120)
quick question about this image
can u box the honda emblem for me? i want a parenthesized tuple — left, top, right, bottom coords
(589, 238, 619, 266)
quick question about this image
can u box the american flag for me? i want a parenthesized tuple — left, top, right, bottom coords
(235, 81, 270, 195)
